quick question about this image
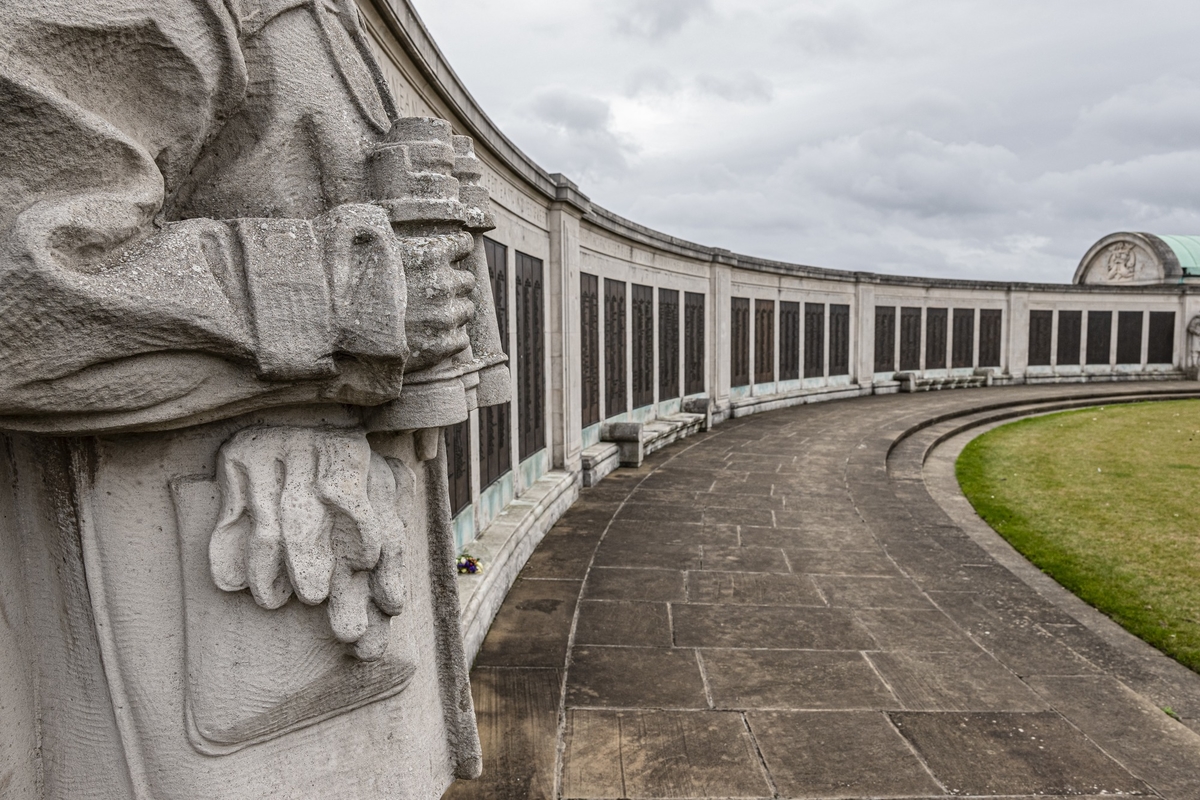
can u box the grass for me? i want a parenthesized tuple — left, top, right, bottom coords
(956, 398, 1200, 672)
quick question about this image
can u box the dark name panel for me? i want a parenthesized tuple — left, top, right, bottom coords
(755, 299, 775, 384)
(483, 237, 513, 488)
(1148, 311, 1175, 364)
(829, 304, 850, 376)
(1087, 310, 1112, 365)
(516, 252, 545, 460)
(684, 292, 705, 395)
(1056, 310, 1082, 366)
(780, 301, 801, 380)
(659, 289, 680, 401)
(632, 283, 655, 409)
(445, 418, 471, 517)
(605, 278, 627, 417)
(925, 307, 947, 370)
(951, 309, 974, 368)
(875, 306, 896, 373)
(979, 309, 1002, 368)
(580, 272, 601, 428)
(1116, 310, 1143, 365)
(731, 297, 751, 388)
(900, 307, 922, 370)
(804, 302, 825, 378)
(1028, 310, 1053, 366)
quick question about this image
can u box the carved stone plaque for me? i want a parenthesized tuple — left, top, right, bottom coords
(173, 477, 418, 754)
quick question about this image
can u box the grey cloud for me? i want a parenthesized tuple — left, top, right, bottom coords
(1072, 76, 1200, 153)
(528, 86, 612, 134)
(694, 72, 773, 104)
(1034, 151, 1200, 222)
(513, 86, 636, 182)
(800, 129, 1020, 217)
(779, 4, 871, 56)
(624, 66, 682, 98)
(609, 0, 711, 40)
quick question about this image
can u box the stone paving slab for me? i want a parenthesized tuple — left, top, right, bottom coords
(890, 711, 1148, 796)
(749, 710, 944, 798)
(445, 383, 1200, 799)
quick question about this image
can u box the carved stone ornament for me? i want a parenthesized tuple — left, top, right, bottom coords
(1074, 233, 1174, 286)
(0, 0, 507, 796)
(1105, 242, 1139, 281)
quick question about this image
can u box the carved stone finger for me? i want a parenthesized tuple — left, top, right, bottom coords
(279, 446, 335, 605)
(367, 453, 404, 616)
(210, 453, 252, 592)
(242, 452, 293, 609)
(316, 432, 382, 570)
(327, 557, 370, 645)
(352, 603, 392, 662)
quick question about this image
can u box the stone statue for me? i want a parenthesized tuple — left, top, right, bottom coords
(0, 1, 505, 796)
(1187, 315, 1200, 376)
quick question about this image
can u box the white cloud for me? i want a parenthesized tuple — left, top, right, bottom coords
(607, 0, 713, 40)
(694, 72, 773, 104)
(508, 87, 637, 183)
(410, 0, 1200, 283)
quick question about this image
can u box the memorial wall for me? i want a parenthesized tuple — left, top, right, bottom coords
(353, 0, 1200, 663)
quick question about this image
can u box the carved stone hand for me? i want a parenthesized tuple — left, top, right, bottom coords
(399, 231, 477, 372)
(208, 426, 412, 660)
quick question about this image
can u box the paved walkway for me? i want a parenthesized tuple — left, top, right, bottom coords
(445, 383, 1200, 800)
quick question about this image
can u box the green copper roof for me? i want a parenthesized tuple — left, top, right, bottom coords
(1157, 235, 1200, 276)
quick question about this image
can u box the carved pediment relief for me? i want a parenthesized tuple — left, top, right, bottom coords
(1102, 242, 1141, 281)
(1075, 234, 1169, 285)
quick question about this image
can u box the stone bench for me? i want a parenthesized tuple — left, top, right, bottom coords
(896, 368, 996, 393)
(580, 397, 711, 486)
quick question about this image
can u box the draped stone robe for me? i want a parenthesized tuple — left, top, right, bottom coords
(0, 2, 486, 797)
(0, 0, 410, 433)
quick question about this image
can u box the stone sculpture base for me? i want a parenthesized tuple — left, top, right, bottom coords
(0, 406, 477, 799)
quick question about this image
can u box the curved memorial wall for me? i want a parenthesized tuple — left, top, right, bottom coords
(356, 0, 1200, 661)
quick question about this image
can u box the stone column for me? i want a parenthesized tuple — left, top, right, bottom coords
(548, 175, 590, 473)
(711, 257, 735, 421)
(855, 278, 877, 389)
(1007, 288, 1030, 381)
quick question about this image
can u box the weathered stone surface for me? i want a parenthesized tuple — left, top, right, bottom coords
(566, 647, 708, 708)
(702, 649, 897, 710)
(443, 668, 561, 800)
(574, 600, 673, 647)
(698, 545, 790, 573)
(686, 571, 824, 606)
(868, 650, 1048, 711)
(1, 0, 525, 793)
(672, 605, 876, 650)
(891, 711, 1147, 795)
(584, 567, 687, 602)
(749, 711, 942, 798)
(562, 710, 771, 799)
(812, 575, 937, 610)
(1025, 674, 1200, 799)
(473, 579, 581, 668)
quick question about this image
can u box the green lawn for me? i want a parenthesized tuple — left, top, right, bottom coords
(957, 399, 1200, 672)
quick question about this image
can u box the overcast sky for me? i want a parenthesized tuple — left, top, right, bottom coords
(409, 0, 1200, 283)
